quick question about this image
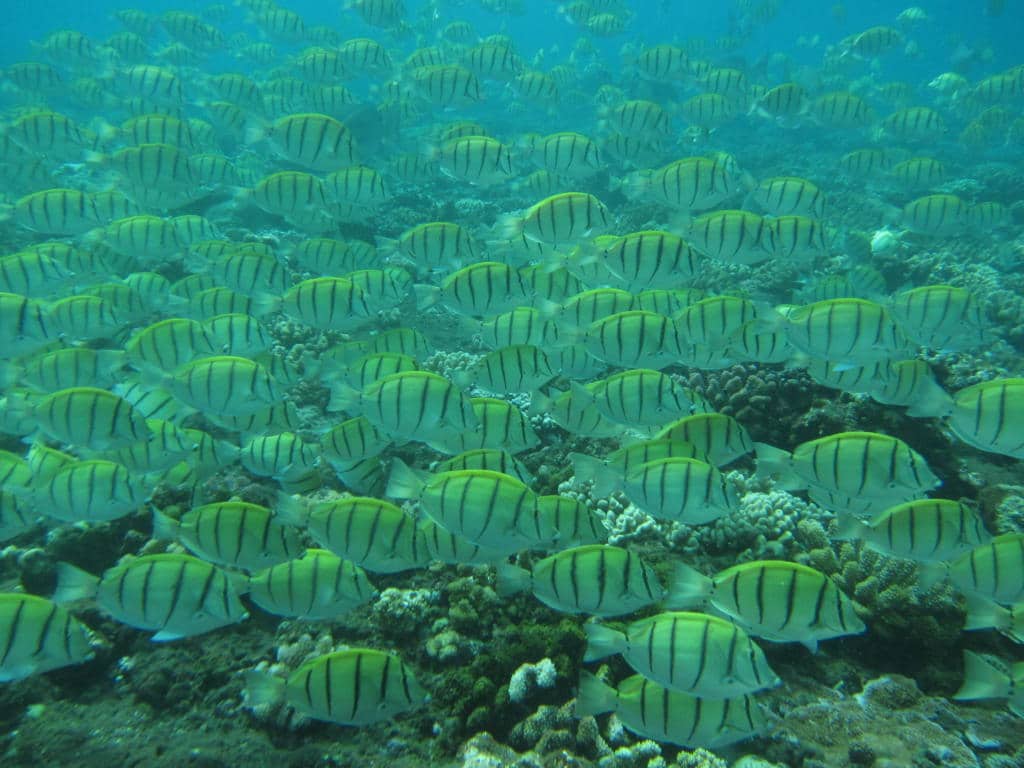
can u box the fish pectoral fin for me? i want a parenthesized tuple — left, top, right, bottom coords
(151, 629, 186, 642)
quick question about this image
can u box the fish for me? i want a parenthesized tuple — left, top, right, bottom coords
(330, 370, 478, 443)
(427, 396, 540, 455)
(497, 544, 668, 617)
(583, 611, 780, 698)
(153, 501, 303, 572)
(54, 555, 248, 642)
(833, 499, 989, 562)
(942, 378, 1024, 456)
(756, 431, 940, 504)
(387, 460, 546, 555)
(889, 285, 988, 350)
(574, 368, 697, 427)
(920, 533, 1024, 605)
(248, 549, 376, 620)
(278, 493, 428, 573)
(654, 413, 754, 467)
(500, 192, 613, 246)
(246, 648, 426, 725)
(672, 560, 866, 651)
(0, 594, 96, 682)
(576, 672, 768, 748)
(953, 651, 1024, 717)
(777, 298, 913, 366)
(622, 454, 739, 524)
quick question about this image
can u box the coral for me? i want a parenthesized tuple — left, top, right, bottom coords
(765, 674, 985, 768)
(509, 658, 558, 704)
(455, 733, 543, 768)
(799, 537, 963, 683)
(682, 364, 815, 444)
(669, 484, 830, 562)
(369, 587, 443, 642)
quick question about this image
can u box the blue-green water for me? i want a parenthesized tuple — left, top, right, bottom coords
(0, 1, 1023, 766)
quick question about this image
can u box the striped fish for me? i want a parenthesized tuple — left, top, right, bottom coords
(577, 368, 696, 427)
(945, 378, 1024, 458)
(1, 491, 36, 541)
(248, 549, 376, 620)
(438, 136, 514, 185)
(19, 348, 126, 392)
(0, 593, 95, 682)
(476, 307, 560, 349)
(13, 188, 104, 235)
(571, 438, 708, 497)
(247, 649, 426, 725)
(387, 461, 545, 555)
(584, 611, 780, 698)
(279, 494, 429, 574)
(167, 356, 281, 417)
(900, 194, 969, 236)
(625, 154, 743, 211)
(279, 277, 373, 331)
(598, 231, 700, 292)
(869, 359, 953, 417)
(577, 672, 767, 748)
(320, 416, 390, 466)
(654, 413, 754, 466)
(889, 285, 987, 350)
(749, 176, 826, 218)
(535, 494, 607, 547)
(497, 544, 664, 617)
(427, 396, 540, 455)
(0, 292, 52, 358)
(780, 298, 911, 365)
(55, 555, 248, 641)
(673, 560, 866, 651)
(834, 498, 989, 562)
(502, 192, 612, 246)
(688, 210, 775, 265)
(622, 456, 738, 524)
(756, 431, 940, 502)
(43, 458, 146, 522)
(952, 651, 1024, 717)
(268, 113, 358, 171)
(923, 534, 1024, 605)
(419, 518, 505, 565)
(419, 261, 530, 317)
(331, 370, 477, 442)
(240, 432, 319, 482)
(32, 386, 150, 450)
(676, 295, 758, 346)
(153, 501, 303, 571)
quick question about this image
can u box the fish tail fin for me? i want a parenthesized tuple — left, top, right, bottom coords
(384, 457, 426, 501)
(326, 381, 361, 414)
(413, 283, 440, 311)
(753, 442, 802, 490)
(575, 671, 616, 718)
(496, 212, 525, 241)
(915, 560, 949, 592)
(151, 509, 180, 541)
(663, 562, 714, 610)
(569, 452, 616, 498)
(52, 562, 100, 604)
(954, 651, 1013, 702)
(831, 513, 868, 542)
(244, 670, 287, 710)
(582, 622, 626, 662)
(274, 491, 310, 527)
(962, 594, 1012, 635)
(494, 562, 531, 597)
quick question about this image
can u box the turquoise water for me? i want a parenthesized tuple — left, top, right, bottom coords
(1, 1, 1023, 766)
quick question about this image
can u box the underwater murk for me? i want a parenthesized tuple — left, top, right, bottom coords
(1, 0, 1023, 765)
